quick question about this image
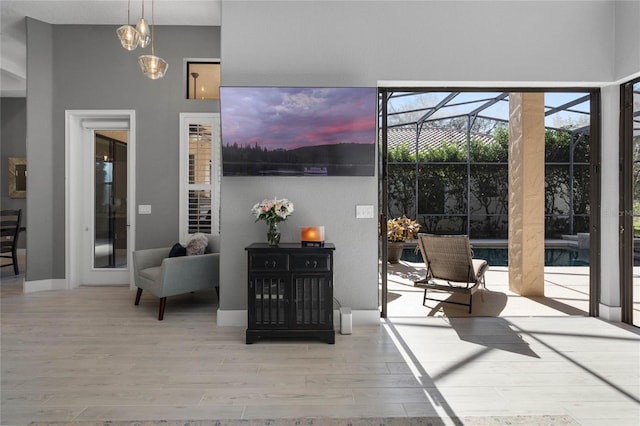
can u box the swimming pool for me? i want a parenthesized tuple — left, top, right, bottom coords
(400, 246, 590, 266)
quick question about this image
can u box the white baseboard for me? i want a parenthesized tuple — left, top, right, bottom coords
(352, 309, 382, 325)
(335, 309, 381, 326)
(599, 303, 622, 322)
(23, 279, 67, 293)
(219, 308, 380, 328)
(216, 309, 247, 327)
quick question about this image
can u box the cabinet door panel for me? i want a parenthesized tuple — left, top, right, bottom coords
(250, 276, 288, 328)
(293, 275, 331, 328)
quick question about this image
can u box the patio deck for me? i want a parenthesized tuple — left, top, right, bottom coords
(384, 261, 592, 318)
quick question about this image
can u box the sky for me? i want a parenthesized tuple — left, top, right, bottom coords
(221, 87, 377, 150)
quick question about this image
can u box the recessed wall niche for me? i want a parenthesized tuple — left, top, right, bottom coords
(186, 61, 220, 100)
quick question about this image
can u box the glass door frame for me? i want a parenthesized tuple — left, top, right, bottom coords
(92, 132, 128, 269)
(619, 78, 639, 325)
(378, 86, 601, 318)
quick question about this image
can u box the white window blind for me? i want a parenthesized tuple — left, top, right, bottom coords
(179, 114, 220, 241)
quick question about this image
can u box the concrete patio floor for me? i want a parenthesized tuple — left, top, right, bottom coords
(384, 261, 598, 318)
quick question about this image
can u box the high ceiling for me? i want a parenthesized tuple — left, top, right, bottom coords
(0, 0, 222, 97)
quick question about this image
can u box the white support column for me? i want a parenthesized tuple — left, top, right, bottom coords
(599, 84, 622, 321)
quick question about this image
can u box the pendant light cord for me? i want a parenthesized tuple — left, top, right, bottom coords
(150, 0, 155, 56)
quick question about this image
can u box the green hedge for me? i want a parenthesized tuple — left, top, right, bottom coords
(387, 127, 590, 238)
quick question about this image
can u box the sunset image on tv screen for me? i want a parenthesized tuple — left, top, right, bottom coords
(220, 87, 377, 176)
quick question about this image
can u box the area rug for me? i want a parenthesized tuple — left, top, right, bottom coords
(31, 414, 579, 426)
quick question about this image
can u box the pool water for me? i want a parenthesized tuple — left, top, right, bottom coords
(401, 247, 590, 267)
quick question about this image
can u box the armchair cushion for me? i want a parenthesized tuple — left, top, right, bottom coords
(185, 233, 208, 255)
(168, 243, 186, 257)
(139, 266, 161, 281)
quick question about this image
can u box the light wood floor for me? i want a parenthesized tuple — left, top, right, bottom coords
(1, 259, 639, 425)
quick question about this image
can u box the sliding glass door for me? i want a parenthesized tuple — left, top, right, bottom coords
(620, 78, 640, 327)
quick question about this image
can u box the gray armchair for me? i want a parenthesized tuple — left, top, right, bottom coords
(133, 234, 220, 320)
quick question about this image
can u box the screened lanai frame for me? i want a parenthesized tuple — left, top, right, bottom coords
(378, 86, 601, 319)
(382, 89, 592, 238)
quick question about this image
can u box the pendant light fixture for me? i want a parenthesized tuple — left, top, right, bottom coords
(191, 72, 199, 98)
(116, 0, 140, 50)
(138, 0, 168, 79)
(136, 0, 152, 48)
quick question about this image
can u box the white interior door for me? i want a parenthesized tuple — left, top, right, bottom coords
(66, 110, 136, 288)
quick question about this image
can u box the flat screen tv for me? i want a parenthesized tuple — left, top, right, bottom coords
(220, 87, 377, 176)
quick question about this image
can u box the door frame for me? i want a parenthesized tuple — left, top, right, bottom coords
(65, 110, 136, 289)
(619, 78, 639, 325)
(378, 86, 601, 318)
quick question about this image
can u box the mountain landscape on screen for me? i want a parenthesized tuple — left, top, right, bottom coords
(220, 87, 377, 176)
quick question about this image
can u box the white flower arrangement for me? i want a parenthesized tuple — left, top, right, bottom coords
(251, 197, 294, 224)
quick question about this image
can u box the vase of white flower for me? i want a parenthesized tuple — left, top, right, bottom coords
(251, 197, 294, 246)
(266, 222, 281, 246)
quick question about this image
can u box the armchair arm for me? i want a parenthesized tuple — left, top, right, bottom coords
(158, 253, 220, 297)
(133, 247, 171, 274)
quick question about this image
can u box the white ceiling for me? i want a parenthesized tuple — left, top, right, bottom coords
(0, 0, 222, 97)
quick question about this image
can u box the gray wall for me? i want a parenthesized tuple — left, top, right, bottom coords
(222, 0, 616, 86)
(0, 97, 27, 249)
(26, 18, 55, 281)
(220, 178, 378, 312)
(218, 0, 626, 314)
(26, 19, 220, 281)
(615, 1, 640, 81)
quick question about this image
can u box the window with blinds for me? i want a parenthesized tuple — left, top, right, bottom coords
(188, 124, 212, 234)
(180, 114, 220, 240)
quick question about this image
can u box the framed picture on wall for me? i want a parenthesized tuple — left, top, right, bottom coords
(8, 157, 26, 198)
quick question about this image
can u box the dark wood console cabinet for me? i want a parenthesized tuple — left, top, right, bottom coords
(245, 243, 335, 344)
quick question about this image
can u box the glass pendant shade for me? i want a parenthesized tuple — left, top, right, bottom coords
(116, 24, 140, 50)
(138, 54, 168, 80)
(117, 0, 139, 50)
(136, 18, 151, 48)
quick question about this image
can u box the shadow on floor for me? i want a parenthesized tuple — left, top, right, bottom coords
(424, 288, 508, 318)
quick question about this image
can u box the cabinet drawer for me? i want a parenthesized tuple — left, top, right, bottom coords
(292, 254, 331, 271)
(249, 253, 289, 271)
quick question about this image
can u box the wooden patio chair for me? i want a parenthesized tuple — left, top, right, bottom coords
(414, 233, 488, 313)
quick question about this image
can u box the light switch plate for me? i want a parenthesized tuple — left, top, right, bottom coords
(138, 205, 152, 215)
(356, 205, 374, 219)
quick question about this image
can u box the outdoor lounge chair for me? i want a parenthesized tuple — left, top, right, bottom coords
(414, 233, 488, 313)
